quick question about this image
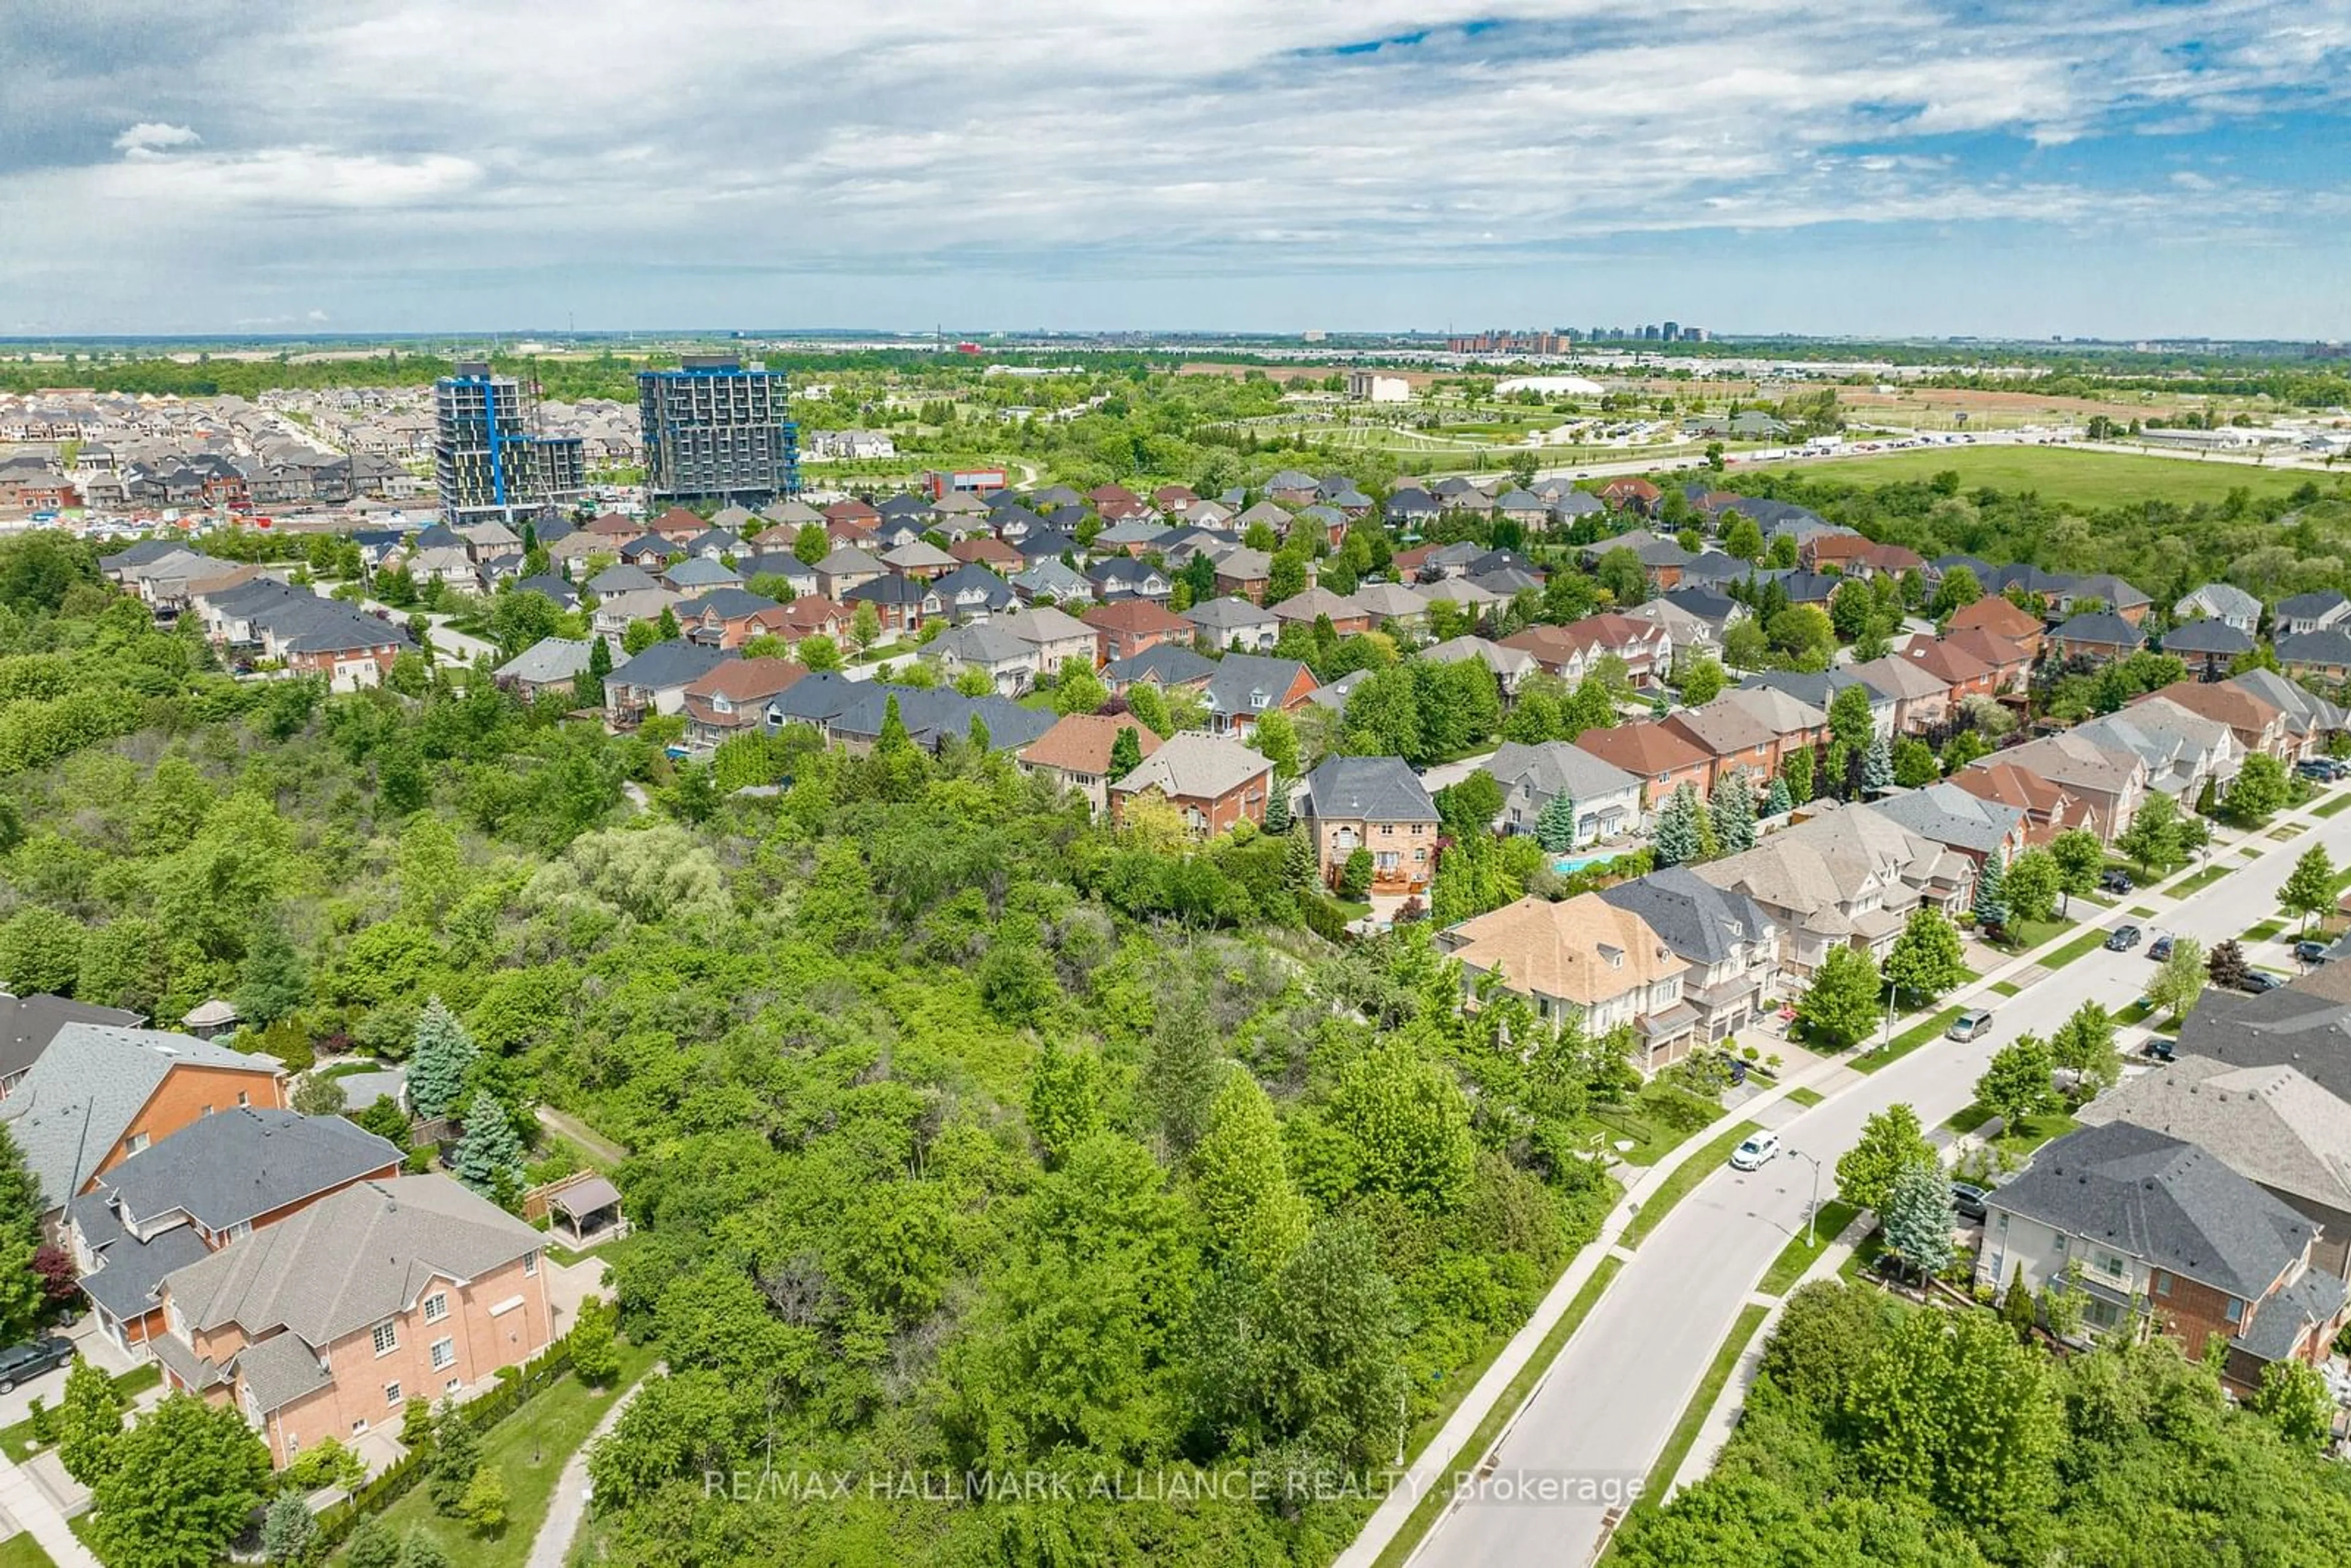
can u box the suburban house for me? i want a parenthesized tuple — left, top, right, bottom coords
(1714, 686, 1831, 761)
(2276, 590, 2351, 638)
(997, 605, 1098, 677)
(1009, 558, 1092, 607)
(70, 1109, 402, 1354)
(1947, 594, 2047, 659)
(1937, 628, 2035, 695)
(1300, 757, 1439, 895)
(769, 596, 850, 656)
(1899, 637, 1998, 703)
(2075, 1056, 2351, 1280)
(1202, 654, 1319, 736)
(0, 994, 145, 1100)
(603, 640, 729, 730)
(1420, 636, 1539, 699)
(1436, 894, 1697, 1070)
(928, 623, 1041, 696)
(2227, 668, 2346, 759)
(1108, 733, 1274, 837)
(1103, 644, 1216, 696)
(1599, 869, 1782, 1049)
(1183, 596, 1283, 653)
(1212, 548, 1275, 603)
(1503, 613, 1673, 686)
(1975, 1123, 2348, 1398)
(2137, 680, 2292, 762)
(1573, 722, 1714, 812)
(1, 1024, 290, 1223)
(2278, 628, 2351, 682)
(1018, 713, 1161, 816)
(813, 546, 887, 601)
(1349, 580, 1432, 631)
(1695, 801, 1974, 983)
(150, 1175, 558, 1467)
(1662, 697, 1787, 790)
(2159, 618, 2257, 677)
(843, 575, 946, 636)
(1082, 600, 1192, 665)
(1869, 782, 2028, 870)
(1845, 653, 1957, 734)
(1987, 733, 2151, 842)
(1949, 760, 2095, 845)
(1485, 741, 1644, 847)
(681, 658, 804, 752)
(1271, 587, 1371, 637)
(1742, 670, 1895, 741)
(2074, 702, 2243, 805)
(2047, 610, 2146, 667)
(2174, 583, 2262, 633)
(677, 587, 793, 650)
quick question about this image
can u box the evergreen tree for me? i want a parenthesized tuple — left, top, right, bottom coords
(345, 1519, 400, 1568)
(1283, 828, 1319, 893)
(1709, 770, 1757, 855)
(407, 996, 478, 1120)
(1763, 775, 1791, 816)
(574, 636, 612, 708)
(262, 1491, 317, 1565)
(428, 1405, 481, 1515)
(1880, 1158, 1955, 1282)
(453, 1097, 525, 1202)
(1973, 849, 2009, 933)
(1533, 790, 1580, 853)
(1264, 777, 1292, 835)
(655, 606, 681, 642)
(235, 915, 309, 1027)
(1652, 782, 1703, 867)
(1861, 730, 1894, 795)
(2001, 1260, 2036, 1340)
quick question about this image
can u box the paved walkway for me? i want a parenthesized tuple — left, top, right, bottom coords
(524, 1367, 660, 1568)
(0, 1453, 100, 1567)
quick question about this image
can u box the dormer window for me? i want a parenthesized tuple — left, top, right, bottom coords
(1600, 944, 1624, 968)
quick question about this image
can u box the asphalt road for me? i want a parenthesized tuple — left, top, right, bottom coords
(1413, 806, 2351, 1567)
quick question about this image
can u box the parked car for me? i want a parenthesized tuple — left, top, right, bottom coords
(1729, 1131, 1782, 1171)
(2149, 934, 2174, 962)
(2143, 1035, 2176, 1061)
(2100, 870, 2134, 894)
(2296, 939, 2331, 966)
(2241, 970, 2284, 994)
(1951, 1182, 1990, 1223)
(0, 1336, 72, 1394)
(2296, 759, 2344, 782)
(2105, 925, 2143, 951)
(1946, 1008, 1995, 1042)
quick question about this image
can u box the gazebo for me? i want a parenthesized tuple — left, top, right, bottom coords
(547, 1174, 627, 1246)
(182, 999, 243, 1040)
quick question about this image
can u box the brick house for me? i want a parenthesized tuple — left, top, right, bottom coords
(2048, 610, 2145, 667)
(1900, 636, 1998, 703)
(1573, 722, 1714, 812)
(1300, 756, 1440, 895)
(681, 658, 806, 752)
(1109, 733, 1274, 837)
(1082, 600, 1192, 665)
(1977, 1123, 2348, 1398)
(150, 1175, 558, 1467)
(1019, 713, 1162, 816)
(1947, 594, 2047, 659)
(2135, 680, 2292, 762)
(1662, 699, 1785, 791)
(1937, 628, 2034, 695)
(1437, 894, 1698, 1070)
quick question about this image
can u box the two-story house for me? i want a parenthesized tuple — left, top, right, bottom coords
(1986, 733, 2151, 844)
(1019, 713, 1162, 817)
(1976, 1123, 2348, 1398)
(681, 658, 805, 752)
(1108, 733, 1274, 837)
(1662, 697, 1785, 792)
(1202, 655, 1319, 737)
(1599, 869, 1781, 1048)
(1870, 782, 2029, 872)
(1573, 722, 1714, 814)
(1301, 756, 1440, 895)
(602, 640, 729, 731)
(151, 1175, 557, 1466)
(1437, 893, 1697, 1070)
(1695, 801, 1974, 983)
(1082, 601, 1192, 666)
(1485, 741, 1644, 847)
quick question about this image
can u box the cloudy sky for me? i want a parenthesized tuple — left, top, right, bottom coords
(7, 1, 2349, 338)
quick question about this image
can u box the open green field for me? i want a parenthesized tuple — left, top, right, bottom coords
(1760, 447, 2341, 509)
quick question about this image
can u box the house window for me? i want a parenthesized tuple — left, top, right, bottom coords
(2225, 1299, 2243, 1324)
(201, 1105, 214, 1117)
(523, 1251, 538, 1278)
(371, 1320, 399, 1357)
(123, 1133, 149, 1157)
(237, 1092, 250, 1108)
(445, 1377, 461, 1394)
(224, 1221, 250, 1244)
(351, 1418, 369, 1435)
(2154, 1272, 2170, 1297)
(384, 1382, 402, 1406)
(423, 1292, 448, 1324)
(430, 1338, 456, 1371)
(285, 1433, 299, 1458)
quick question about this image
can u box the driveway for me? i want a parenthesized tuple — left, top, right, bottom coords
(544, 1253, 609, 1338)
(0, 1317, 140, 1431)
(1403, 795, 2351, 1567)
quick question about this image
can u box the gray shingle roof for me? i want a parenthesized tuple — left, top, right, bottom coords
(1598, 867, 1775, 969)
(1303, 756, 1438, 823)
(1204, 654, 1313, 719)
(99, 1108, 400, 1232)
(607, 639, 729, 694)
(2278, 629, 2351, 667)
(69, 1189, 212, 1322)
(2051, 610, 2144, 648)
(1112, 733, 1270, 801)
(1485, 740, 1641, 805)
(1989, 1122, 2317, 1301)
(2158, 620, 2254, 656)
(1183, 595, 1280, 632)
(495, 637, 594, 686)
(2074, 1056, 2351, 1216)
(1, 1025, 283, 1213)
(162, 1174, 544, 1368)
(1106, 645, 1214, 686)
(1868, 782, 2025, 857)
(0, 994, 143, 1084)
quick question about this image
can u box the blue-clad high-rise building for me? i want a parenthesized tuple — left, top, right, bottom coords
(431, 361, 584, 525)
(637, 354, 798, 506)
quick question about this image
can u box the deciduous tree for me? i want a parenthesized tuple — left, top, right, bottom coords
(1797, 944, 1881, 1052)
(1835, 1104, 1936, 1215)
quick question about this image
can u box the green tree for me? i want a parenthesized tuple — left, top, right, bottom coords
(2207, 937, 2252, 991)
(2117, 792, 2183, 876)
(1434, 770, 1504, 839)
(1708, 770, 1758, 855)
(2281, 844, 2336, 933)
(1337, 664, 1421, 761)
(86, 1394, 272, 1568)
(1763, 775, 1791, 816)
(1191, 1071, 1311, 1280)
(1338, 847, 1373, 899)
(1677, 653, 1727, 705)
(56, 1354, 129, 1488)
(453, 1095, 526, 1201)
(849, 600, 883, 651)
(2049, 828, 2104, 913)
(1329, 1039, 1476, 1212)
(1861, 730, 1894, 795)
(1651, 782, 1703, 867)
(261, 1492, 317, 1564)
(1533, 790, 1580, 853)
(1976, 1033, 2056, 1130)
(2049, 1000, 2121, 1093)
(1109, 724, 1144, 779)
(2250, 1359, 2333, 1447)
(568, 1296, 621, 1387)
(1835, 1103, 1936, 1215)
(344, 1520, 401, 1568)
(1891, 735, 1939, 788)
(1841, 1307, 2062, 1537)
(1723, 514, 1765, 561)
(2147, 934, 2206, 1022)
(2224, 751, 2289, 825)
(406, 996, 478, 1119)
(793, 522, 830, 565)
(798, 634, 842, 672)
(2000, 1261, 2037, 1340)
(1880, 1157, 1955, 1281)
(1884, 908, 1967, 1007)
(403, 1536, 454, 1568)
(1248, 707, 1301, 777)
(1780, 747, 1815, 806)
(0, 906, 84, 995)
(235, 915, 309, 1027)
(1146, 990, 1223, 1162)
(1972, 850, 2009, 934)
(458, 1466, 509, 1536)
(428, 1404, 481, 1515)
(2002, 847, 2060, 925)
(573, 635, 612, 708)
(1796, 944, 1882, 1052)
(1054, 659, 1107, 716)
(1932, 564, 1983, 618)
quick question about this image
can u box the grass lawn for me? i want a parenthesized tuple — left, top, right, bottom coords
(335, 1341, 658, 1568)
(1943, 1100, 1995, 1136)
(319, 1060, 388, 1080)
(1785, 1086, 1825, 1109)
(1371, 1256, 1625, 1568)
(1984, 913, 2072, 958)
(1758, 1201, 1861, 1296)
(1837, 1229, 1888, 1282)
(1990, 980, 2022, 997)
(1624, 1123, 1761, 1247)
(1782, 446, 2328, 509)
(1613, 1302, 1771, 1542)
(0, 1532, 56, 1567)
(1853, 1007, 1962, 1075)
(2041, 927, 2115, 970)
(2245, 918, 2287, 942)
(2314, 792, 2351, 819)
(0, 1363, 163, 1463)
(1992, 1110, 2081, 1166)
(2126, 906, 2159, 920)
(2167, 863, 2233, 897)
(2267, 823, 2308, 841)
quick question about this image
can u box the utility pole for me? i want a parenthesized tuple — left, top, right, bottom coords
(1788, 1149, 1823, 1248)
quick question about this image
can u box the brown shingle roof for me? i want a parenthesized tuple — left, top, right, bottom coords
(1573, 721, 1711, 779)
(1081, 601, 1190, 635)
(1020, 713, 1163, 776)
(1948, 595, 2043, 640)
(1441, 894, 1687, 1006)
(683, 656, 805, 703)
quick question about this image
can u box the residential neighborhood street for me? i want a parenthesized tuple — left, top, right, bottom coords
(1409, 800, 2351, 1567)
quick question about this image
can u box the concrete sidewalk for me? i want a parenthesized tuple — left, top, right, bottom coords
(523, 1365, 661, 1568)
(0, 1454, 99, 1568)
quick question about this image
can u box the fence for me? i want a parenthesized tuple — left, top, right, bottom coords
(310, 1340, 579, 1551)
(520, 1170, 606, 1225)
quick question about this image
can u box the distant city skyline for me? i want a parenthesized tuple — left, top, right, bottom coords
(8, 4, 2349, 339)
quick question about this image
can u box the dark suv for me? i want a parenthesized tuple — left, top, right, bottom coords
(0, 1336, 72, 1394)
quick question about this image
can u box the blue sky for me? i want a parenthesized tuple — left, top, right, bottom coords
(4, 1, 2347, 338)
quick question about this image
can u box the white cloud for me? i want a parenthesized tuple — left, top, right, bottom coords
(113, 121, 200, 157)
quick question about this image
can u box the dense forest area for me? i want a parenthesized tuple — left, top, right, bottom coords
(1611, 1281, 2351, 1566)
(0, 533, 1660, 1564)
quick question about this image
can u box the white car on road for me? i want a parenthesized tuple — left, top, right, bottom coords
(1728, 1131, 1781, 1171)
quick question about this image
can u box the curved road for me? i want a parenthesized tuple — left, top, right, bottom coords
(1412, 801, 2351, 1567)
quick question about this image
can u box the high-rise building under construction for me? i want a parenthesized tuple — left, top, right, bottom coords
(637, 355, 799, 505)
(430, 361, 585, 525)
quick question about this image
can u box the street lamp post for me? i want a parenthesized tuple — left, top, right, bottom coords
(1787, 1148, 1823, 1249)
